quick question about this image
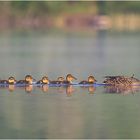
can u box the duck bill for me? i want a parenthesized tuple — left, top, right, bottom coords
(72, 76, 77, 80)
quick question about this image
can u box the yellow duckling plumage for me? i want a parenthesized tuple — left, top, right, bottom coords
(62, 74, 77, 84)
(17, 75, 34, 84)
(0, 76, 16, 85)
(79, 75, 97, 84)
(37, 76, 50, 84)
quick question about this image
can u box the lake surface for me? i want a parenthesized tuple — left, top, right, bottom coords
(0, 30, 140, 138)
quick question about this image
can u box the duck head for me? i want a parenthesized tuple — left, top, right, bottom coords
(42, 76, 49, 84)
(88, 76, 97, 83)
(66, 74, 77, 83)
(25, 75, 33, 84)
(57, 76, 65, 82)
(8, 76, 16, 84)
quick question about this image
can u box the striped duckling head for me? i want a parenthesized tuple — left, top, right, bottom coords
(8, 76, 16, 84)
(42, 76, 49, 84)
(66, 74, 77, 83)
(88, 75, 97, 83)
(25, 75, 34, 84)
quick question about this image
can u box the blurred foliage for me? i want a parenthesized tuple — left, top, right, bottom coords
(0, 1, 139, 17)
(106, 1, 140, 14)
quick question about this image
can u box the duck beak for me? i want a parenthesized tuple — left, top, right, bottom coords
(72, 76, 77, 80)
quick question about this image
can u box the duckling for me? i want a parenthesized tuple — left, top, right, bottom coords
(8, 76, 17, 84)
(0, 76, 16, 85)
(103, 75, 140, 86)
(62, 74, 77, 84)
(0, 79, 8, 84)
(36, 76, 49, 84)
(79, 75, 97, 84)
(50, 76, 65, 84)
(17, 75, 34, 85)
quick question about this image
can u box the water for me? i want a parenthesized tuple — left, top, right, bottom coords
(0, 30, 140, 138)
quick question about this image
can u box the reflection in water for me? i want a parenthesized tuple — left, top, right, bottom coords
(3, 84, 140, 96)
(104, 85, 140, 95)
(66, 85, 75, 96)
(41, 85, 49, 93)
(24, 85, 96, 95)
(79, 85, 96, 95)
(8, 85, 15, 92)
(4, 84, 97, 95)
(56, 86, 65, 94)
(88, 86, 96, 94)
(25, 85, 33, 93)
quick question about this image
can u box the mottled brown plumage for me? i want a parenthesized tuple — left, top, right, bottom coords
(103, 75, 140, 86)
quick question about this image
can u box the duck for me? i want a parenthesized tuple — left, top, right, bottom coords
(79, 75, 97, 84)
(103, 75, 140, 86)
(36, 76, 50, 84)
(50, 77, 65, 84)
(61, 74, 77, 84)
(8, 76, 17, 84)
(16, 75, 35, 85)
(0, 76, 16, 85)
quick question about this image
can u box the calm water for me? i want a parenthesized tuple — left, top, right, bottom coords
(0, 30, 140, 138)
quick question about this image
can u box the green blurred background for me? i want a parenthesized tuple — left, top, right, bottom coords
(0, 1, 140, 32)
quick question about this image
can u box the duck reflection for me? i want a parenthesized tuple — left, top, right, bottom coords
(41, 85, 49, 93)
(25, 85, 33, 93)
(80, 86, 96, 94)
(56, 86, 65, 94)
(8, 85, 15, 92)
(66, 85, 75, 96)
(104, 85, 140, 95)
(88, 86, 96, 94)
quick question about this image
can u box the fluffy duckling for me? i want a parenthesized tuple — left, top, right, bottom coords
(0, 76, 16, 85)
(50, 77, 65, 84)
(8, 76, 17, 84)
(36, 76, 49, 84)
(79, 76, 97, 84)
(62, 74, 77, 84)
(17, 75, 34, 84)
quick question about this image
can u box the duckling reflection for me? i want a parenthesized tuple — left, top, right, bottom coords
(41, 85, 49, 93)
(88, 86, 96, 94)
(104, 85, 140, 95)
(8, 85, 15, 92)
(79, 86, 96, 94)
(66, 85, 75, 96)
(57, 86, 66, 94)
(25, 85, 33, 93)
